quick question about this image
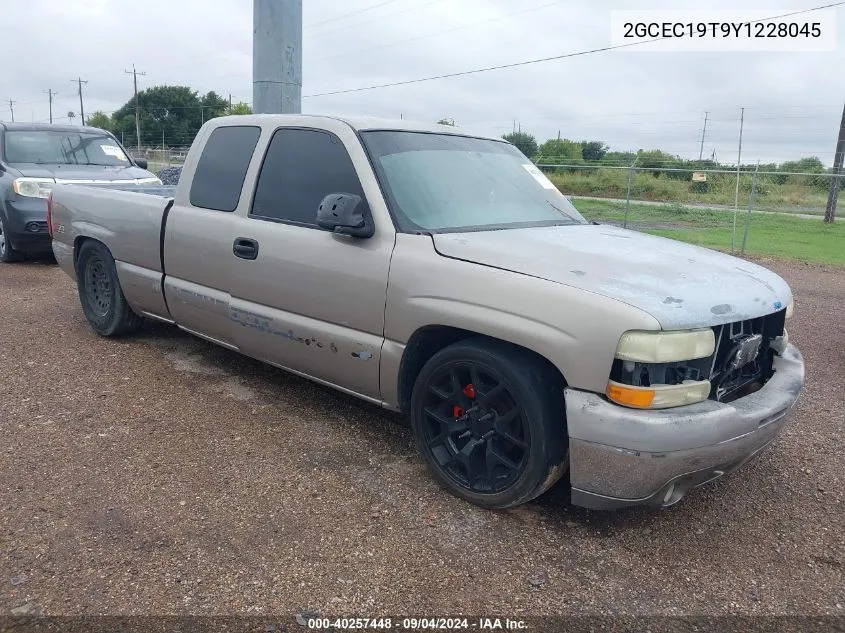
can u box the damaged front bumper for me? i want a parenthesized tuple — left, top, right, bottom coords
(565, 344, 804, 510)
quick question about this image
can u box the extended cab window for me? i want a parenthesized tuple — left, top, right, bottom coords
(190, 126, 261, 212)
(251, 128, 365, 226)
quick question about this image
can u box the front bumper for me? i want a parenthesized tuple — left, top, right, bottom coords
(566, 345, 804, 510)
(3, 197, 51, 252)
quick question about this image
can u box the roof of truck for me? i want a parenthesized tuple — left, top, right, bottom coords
(213, 114, 505, 143)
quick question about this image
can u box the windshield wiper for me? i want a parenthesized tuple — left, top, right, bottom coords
(546, 200, 580, 223)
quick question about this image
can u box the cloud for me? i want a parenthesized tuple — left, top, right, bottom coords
(2, 0, 842, 164)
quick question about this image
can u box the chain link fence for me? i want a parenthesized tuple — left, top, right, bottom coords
(127, 146, 192, 171)
(540, 163, 839, 256)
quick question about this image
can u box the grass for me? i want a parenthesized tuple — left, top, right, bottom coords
(572, 198, 845, 267)
(549, 169, 830, 215)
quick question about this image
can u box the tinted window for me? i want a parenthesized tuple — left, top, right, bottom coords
(190, 126, 261, 212)
(251, 128, 365, 226)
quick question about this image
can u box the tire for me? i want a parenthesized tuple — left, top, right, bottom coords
(0, 215, 25, 263)
(410, 338, 568, 509)
(76, 240, 143, 337)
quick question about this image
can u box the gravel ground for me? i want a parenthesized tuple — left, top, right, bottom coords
(0, 257, 842, 619)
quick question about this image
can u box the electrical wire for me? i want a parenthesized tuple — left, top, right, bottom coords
(310, 0, 575, 64)
(306, 0, 405, 29)
(304, 2, 845, 98)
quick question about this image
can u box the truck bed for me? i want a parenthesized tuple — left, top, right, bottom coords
(50, 183, 174, 275)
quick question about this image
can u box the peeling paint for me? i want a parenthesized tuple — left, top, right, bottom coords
(432, 224, 794, 330)
(351, 346, 374, 361)
(230, 308, 337, 352)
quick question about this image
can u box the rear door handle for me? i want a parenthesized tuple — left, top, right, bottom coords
(233, 237, 259, 260)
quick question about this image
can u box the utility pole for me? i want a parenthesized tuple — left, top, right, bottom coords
(6, 99, 14, 122)
(824, 101, 845, 224)
(71, 77, 88, 125)
(698, 111, 709, 161)
(44, 89, 55, 124)
(229, 93, 233, 114)
(125, 64, 146, 151)
(732, 107, 745, 253)
(253, 0, 302, 114)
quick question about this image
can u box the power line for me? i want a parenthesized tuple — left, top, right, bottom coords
(304, 2, 845, 98)
(308, 0, 446, 37)
(306, 0, 404, 29)
(311, 0, 574, 65)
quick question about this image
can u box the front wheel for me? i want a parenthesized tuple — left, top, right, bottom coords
(410, 339, 567, 509)
(76, 240, 143, 337)
(0, 215, 25, 263)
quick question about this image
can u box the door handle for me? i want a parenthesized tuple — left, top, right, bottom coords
(233, 237, 259, 260)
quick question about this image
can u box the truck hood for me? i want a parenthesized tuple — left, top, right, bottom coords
(11, 163, 156, 182)
(432, 224, 792, 330)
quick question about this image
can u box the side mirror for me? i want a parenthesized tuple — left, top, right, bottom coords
(134, 157, 149, 170)
(316, 193, 374, 238)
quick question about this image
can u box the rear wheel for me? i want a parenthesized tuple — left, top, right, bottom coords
(76, 240, 143, 337)
(0, 215, 25, 263)
(410, 339, 567, 509)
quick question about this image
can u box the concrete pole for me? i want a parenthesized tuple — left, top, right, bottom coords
(253, 0, 302, 114)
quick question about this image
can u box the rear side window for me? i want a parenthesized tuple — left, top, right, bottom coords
(190, 126, 261, 212)
(250, 128, 365, 226)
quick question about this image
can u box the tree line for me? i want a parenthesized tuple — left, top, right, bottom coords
(501, 130, 831, 185)
(86, 85, 252, 147)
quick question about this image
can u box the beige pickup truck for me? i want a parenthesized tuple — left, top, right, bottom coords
(48, 115, 804, 510)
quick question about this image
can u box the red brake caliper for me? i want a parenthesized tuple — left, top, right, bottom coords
(453, 384, 477, 419)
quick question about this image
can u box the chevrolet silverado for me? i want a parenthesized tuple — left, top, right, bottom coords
(48, 115, 804, 510)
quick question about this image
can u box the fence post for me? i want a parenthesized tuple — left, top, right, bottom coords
(623, 157, 638, 229)
(741, 162, 760, 255)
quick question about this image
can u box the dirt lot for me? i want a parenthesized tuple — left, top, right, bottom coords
(1, 258, 842, 619)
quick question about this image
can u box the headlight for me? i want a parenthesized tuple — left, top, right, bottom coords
(134, 177, 163, 186)
(12, 177, 55, 199)
(785, 302, 794, 320)
(614, 329, 715, 363)
(607, 328, 716, 409)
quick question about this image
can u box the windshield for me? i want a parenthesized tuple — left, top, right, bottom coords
(360, 131, 587, 233)
(4, 130, 131, 166)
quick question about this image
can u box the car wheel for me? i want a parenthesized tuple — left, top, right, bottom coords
(410, 338, 568, 509)
(0, 215, 25, 263)
(76, 240, 143, 337)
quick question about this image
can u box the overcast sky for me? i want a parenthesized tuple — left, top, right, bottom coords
(2, 0, 843, 164)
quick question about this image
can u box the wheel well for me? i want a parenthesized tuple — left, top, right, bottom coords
(73, 236, 96, 268)
(396, 325, 566, 413)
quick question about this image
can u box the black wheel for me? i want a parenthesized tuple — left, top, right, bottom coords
(0, 215, 25, 263)
(76, 240, 143, 337)
(410, 338, 567, 509)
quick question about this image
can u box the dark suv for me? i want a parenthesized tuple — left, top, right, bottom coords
(0, 123, 160, 262)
